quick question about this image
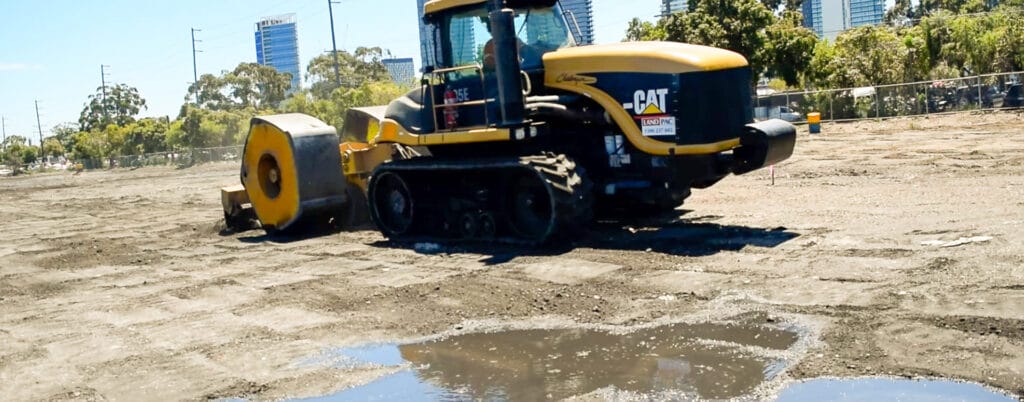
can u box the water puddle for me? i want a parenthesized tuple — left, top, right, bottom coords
(302, 322, 800, 401)
(777, 377, 1017, 401)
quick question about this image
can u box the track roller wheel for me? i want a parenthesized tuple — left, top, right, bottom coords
(457, 211, 479, 239)
(370, 171, 414, 237)
(508, 173, 555, 240)
(478, 212, 496, 239)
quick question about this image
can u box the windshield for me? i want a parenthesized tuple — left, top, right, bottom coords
(443, 5, 575, 68)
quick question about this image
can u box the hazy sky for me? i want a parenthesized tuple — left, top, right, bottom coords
(0, 0, 661, 140)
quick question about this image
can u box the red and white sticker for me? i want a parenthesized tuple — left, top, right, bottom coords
(640, 115, 676, 137)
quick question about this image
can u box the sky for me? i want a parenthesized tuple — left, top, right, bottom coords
(0, 0, 662, 143)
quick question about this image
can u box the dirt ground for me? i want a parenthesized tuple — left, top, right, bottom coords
(1, 111, 1023, 401)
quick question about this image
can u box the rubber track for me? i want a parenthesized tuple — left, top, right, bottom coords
(370, 153, 593, 245)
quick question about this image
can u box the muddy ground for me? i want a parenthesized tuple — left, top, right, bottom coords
(1, 112, 1023, 401)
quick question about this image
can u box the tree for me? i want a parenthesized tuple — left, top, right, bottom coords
(885, 0, 917, 25)
(186, 74, 233, 111)
(306, 47, 391, 99)
(226, 63, 293, 109)
(662, 0, 777, 81)
(809, 26, 910, 88)
(920, 0, 986, 14)
(42, 138, 65, 159)
(166, 107, 249, 149)
(624, 18, 667, 41)
(123, 118, 171, 155)
(2, 136, 39, 174)
(79, 84, 147, 132)
(764, 11, 818, 86)
(70, 130, 107, 163)
(51, 122, 80, 153)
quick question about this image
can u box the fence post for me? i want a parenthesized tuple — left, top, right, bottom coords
(925, 82, 930, 115)
(876, 91, 881, 120)
(823, 91, 831, 120)
(978, 75, 983, 109)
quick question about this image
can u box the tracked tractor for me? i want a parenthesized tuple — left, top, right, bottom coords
(222, 0, 796, 244)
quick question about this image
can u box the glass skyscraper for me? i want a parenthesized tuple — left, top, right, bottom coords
(559, 0, 594, 45)
(417, 0, 436, 70)
(661, 0, 688, 16)
(255, 14, 301, 92)
(802, 0, 882, 39)
(802, 0, 824, 37)
(382, 58, 417, 86)
(849, 0, 884, 27)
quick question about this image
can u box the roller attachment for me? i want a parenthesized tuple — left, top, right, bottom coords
(240, 113, 348, 233)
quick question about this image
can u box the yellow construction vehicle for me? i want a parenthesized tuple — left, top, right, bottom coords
(222, 0, 796, 243)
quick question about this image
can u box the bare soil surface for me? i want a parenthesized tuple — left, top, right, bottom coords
(1, 111, 1023, 401)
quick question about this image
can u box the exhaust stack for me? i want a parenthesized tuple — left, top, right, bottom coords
(488, 0, 526, 128)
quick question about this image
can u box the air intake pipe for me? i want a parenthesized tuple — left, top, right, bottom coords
(488, 0, 527, 128)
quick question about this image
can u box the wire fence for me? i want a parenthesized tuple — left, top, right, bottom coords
(76, 145, 244, 171)
(755, 71, 1024, 123)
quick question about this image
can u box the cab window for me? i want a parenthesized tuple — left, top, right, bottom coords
(442, 6, 575, 70)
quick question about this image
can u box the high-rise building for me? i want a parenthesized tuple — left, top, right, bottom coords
(849, 0, 884, 27)
(661, 0, 688, 16)
(416, 0, 436, 70)
(559, 0, 594, 45)
(802, 0, 882, 39)
(255, 14, 301, 91)
(801, 0, 824, 37)
(382, 58, 417, 85)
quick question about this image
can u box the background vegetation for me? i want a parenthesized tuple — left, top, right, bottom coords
(3, 1, 1022, 173)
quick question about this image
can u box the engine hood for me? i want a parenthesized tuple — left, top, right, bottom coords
(542, 41, 748, 79)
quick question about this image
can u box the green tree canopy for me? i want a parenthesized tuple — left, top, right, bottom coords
(42, 137, 65, 158)
(183, 63, 292, 113)
(79, 84, 147, 132)
(625, 0, 816, 86)
(227, 63, 293, 109)
(3, 136, 39, 173)
(306, 47, 391, 99)
(51, 122, 80, 152)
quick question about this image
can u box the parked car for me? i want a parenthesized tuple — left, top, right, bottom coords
(778, 106, 802, 122)
(1004, 84, 1024, 108)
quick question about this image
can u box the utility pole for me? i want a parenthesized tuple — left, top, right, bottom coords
(191, 28, 202, 104)
(100, 64, 111, 101)
(327, 0, 342, 86)
(35, 100, 44, 161)
(2, 116, 6, 151)
(100, 65, 112, 123)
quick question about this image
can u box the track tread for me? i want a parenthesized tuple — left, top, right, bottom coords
(368, 153, 593, 245)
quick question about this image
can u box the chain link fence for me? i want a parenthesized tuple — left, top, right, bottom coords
(77, 145, 244, 171)
(755, 71, 1024, 123)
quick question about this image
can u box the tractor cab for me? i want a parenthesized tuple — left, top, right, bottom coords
(384, 0, 574, 134)
(426, 1, 575, 72)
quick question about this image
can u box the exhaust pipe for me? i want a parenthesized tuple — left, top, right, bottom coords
(732, 119, 797, 175)
(488, 0, 526, 128)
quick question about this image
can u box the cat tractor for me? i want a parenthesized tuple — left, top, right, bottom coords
(221, 0, 796, 243)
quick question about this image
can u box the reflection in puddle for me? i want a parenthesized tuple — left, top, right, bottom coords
(304, 322, 800, 401)
(777, 378, 1016, 402)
